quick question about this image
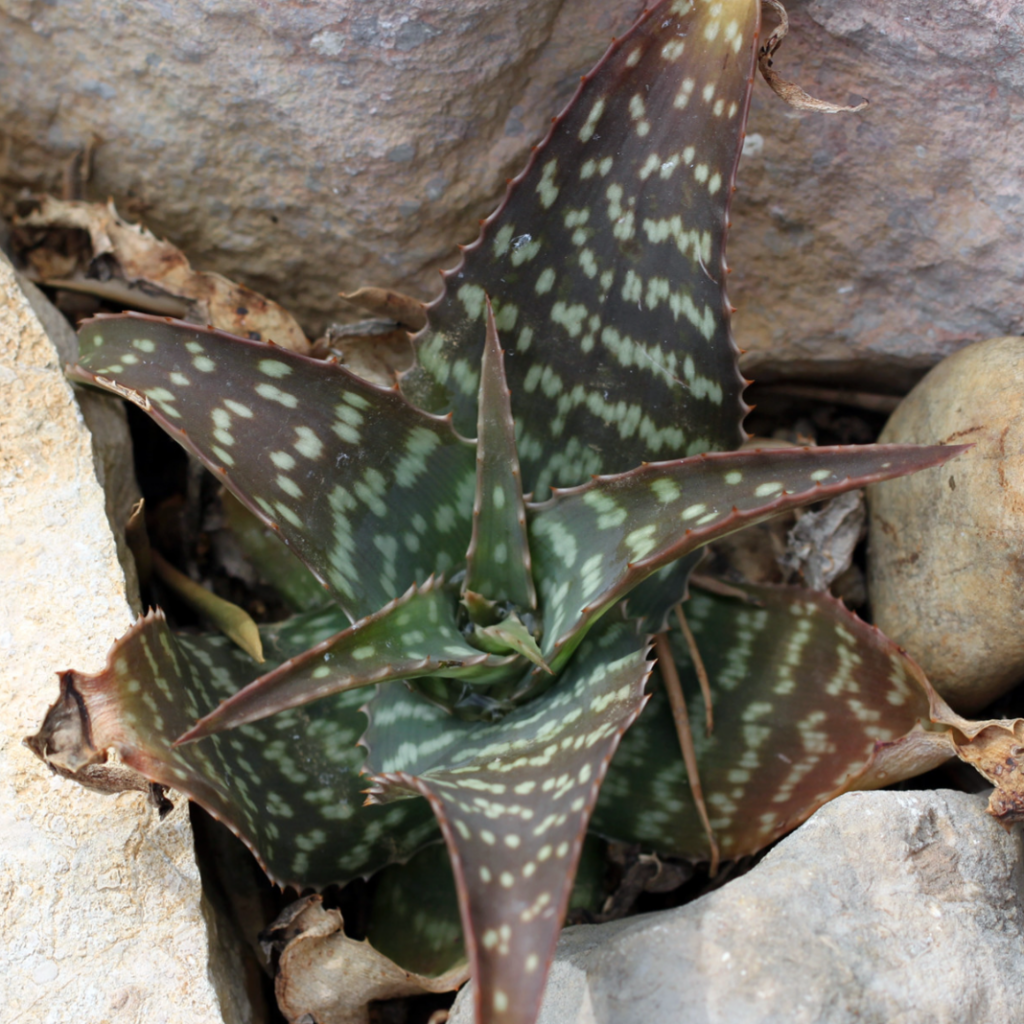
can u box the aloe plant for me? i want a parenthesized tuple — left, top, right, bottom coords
(29, 2, 965, 1022)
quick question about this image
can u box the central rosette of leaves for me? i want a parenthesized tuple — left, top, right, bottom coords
(410, 300, 555, 721)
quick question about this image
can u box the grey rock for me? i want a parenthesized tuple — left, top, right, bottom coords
(734, 1, 1024, 391)
(451, 789, 1024, 1024)
(0, 0, 645, 335)
(1, 1, 1018, 381)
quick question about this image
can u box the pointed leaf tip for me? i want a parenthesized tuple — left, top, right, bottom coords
(176, 577, 519, 744)
(367, 621, 652, 1024)
(35, 608, 439, 887)
(404, 0, 761, 495)
(531, 442, 967, 670)
(150, 550, 264, 662)
(463, 297, 537, 612)
(73, 312, 476, 620)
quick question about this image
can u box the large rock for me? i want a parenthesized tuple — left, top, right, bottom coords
(733, 1, 1024, 391)
(0, 250, 246, 1022)
(0, 0, 645, 335)
(2, 1, 1020, 379)
(450, 789, 1024, 1024)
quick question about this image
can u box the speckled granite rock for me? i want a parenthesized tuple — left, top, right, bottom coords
(450, 789, 1024, 1024)
(2, 1, 1019, 380)
(0, 249, 246, 1023)
(0, 0, 645, 335)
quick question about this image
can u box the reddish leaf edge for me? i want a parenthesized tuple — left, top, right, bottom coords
(706, 582, 961, 856)
(28, 607, 452, 893)
(69, 312, 476, 613)
(463, 296, 537, 610)
(27, 608, 301, 889)
(174, 575, 518, 745)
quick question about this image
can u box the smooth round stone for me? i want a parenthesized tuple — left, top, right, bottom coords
(868, 336, 1024, 713)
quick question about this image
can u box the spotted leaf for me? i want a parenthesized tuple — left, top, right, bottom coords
(593, 583, 954, 861)
(365, 842, 466, 978)
(178, 577, 519, 743)
(616, 549, 705, 634)
(464, 298, 536, 611)
(402, 0, 759, 496)
(365, 619, 652, 1024)
(32, 4, 977, 1024)
(71, 312, 476, 619)
(29, 607, 439, 887)
(220, 489, 328, 613)
(528, 443, 966, 671)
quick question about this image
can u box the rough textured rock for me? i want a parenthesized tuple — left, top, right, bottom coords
(2, 1, 1020, 377)
(0, 0, 646, 335)
(733, 1, 1024, 391)
(867, 337, 1024, 712)
(450, 789, 1024, 1024)
(0, 249, 245, 1022)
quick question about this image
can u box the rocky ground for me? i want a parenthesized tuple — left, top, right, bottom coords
(451, 789, 1024, 1024)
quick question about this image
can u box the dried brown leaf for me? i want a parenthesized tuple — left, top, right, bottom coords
(267, 896, 468, 1024)
(781, 489, 866, 592)
(340, 286, 427, 332)
(758, 0, 869, 114)
(16, 196, 310, 352)
(927, 706, 1024, 825)
(318, 323, 415, 387)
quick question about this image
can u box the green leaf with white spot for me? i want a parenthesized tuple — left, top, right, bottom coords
(401, 0, 759, 497)
(617, 549, 705, 635)
(220, 489, 328, 613)
(30, 607, 439, 887)
(35, 4, 979, 1024)
(528, 443, 966, 672)
(71, 312, 476, 620)
(365, 618, 652, 1024)
(366, 842, 466, 978)
(594, 582, 952, 861)
(178, 576, 522, 743)
(464, 298, 537, 611)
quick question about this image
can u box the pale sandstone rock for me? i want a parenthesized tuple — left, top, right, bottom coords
(0, 250, 245, 1023)
(2, 1, 1019, 380)
(867, 336, 1024, 712)
(450, 789, 1024, 1024)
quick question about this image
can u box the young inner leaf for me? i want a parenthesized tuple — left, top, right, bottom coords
(176, 577, 519, 743)
(472, 615, 550, 673)
(463, 297, 536, 613)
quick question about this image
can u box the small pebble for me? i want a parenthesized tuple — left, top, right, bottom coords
(868, 336, 1024, 712)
